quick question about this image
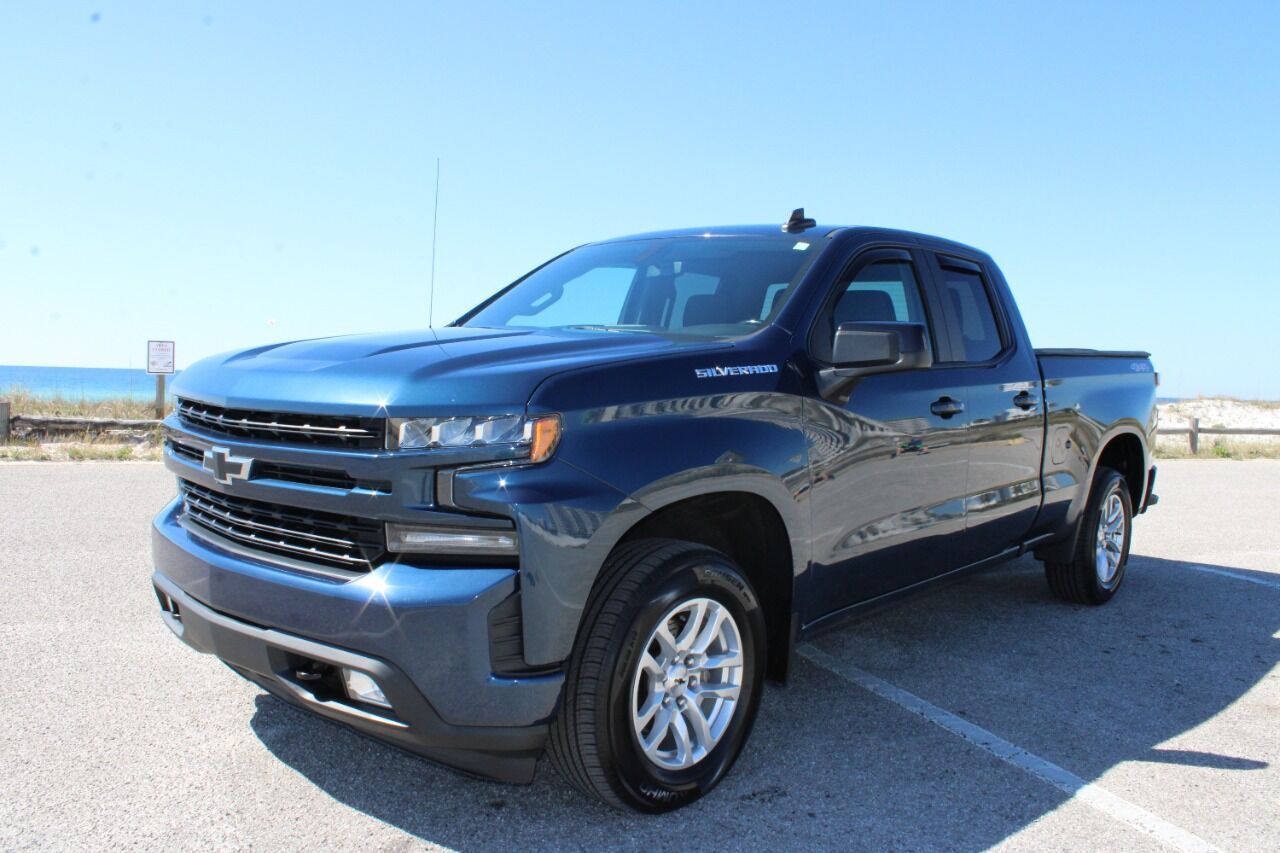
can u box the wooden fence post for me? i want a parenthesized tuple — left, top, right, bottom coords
(154, 374, 166, 421)
(0, 401, 10, 442)
(1189, 417, 1199, 454)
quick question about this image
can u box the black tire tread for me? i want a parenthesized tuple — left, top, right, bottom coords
(546, 538, 724, 810)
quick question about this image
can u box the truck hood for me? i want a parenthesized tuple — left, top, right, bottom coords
(172, 326, 729, 416)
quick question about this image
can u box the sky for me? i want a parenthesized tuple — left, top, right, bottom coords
(1, 2, 1277, 398)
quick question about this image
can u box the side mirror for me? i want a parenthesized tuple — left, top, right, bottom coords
(818, 321, 932, 400)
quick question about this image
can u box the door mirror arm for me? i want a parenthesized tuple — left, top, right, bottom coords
(816, 321, 933, 401)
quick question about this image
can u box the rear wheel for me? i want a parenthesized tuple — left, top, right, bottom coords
(1044, 466, 1133, 605)
(548, 539, 766, 812)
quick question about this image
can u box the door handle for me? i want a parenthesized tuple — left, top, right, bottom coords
(1013, 391, 1039, 411)
(930, 397, 965, 418)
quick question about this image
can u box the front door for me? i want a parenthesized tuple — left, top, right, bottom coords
(804, 247, 971, 615)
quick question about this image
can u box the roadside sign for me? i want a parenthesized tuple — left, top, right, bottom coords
(147, 340, 175, 375)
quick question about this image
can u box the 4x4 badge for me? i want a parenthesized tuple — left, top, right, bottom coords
(202, 446, 253, 485)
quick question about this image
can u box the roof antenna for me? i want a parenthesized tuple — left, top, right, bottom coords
(782, 207, 816, 233)
(429, 157, 441, 327)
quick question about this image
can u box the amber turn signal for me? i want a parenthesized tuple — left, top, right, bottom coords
(529, 415, 562, 463)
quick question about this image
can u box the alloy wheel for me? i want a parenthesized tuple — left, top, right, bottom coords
(629, 597, 744, 770)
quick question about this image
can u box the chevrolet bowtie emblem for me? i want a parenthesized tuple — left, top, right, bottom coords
(203, 446, 253, 485)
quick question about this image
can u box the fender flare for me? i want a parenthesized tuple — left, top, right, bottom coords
(1036, 422, 1150, 564)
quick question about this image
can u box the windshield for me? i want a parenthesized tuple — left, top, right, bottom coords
(459, 235, 821, 338)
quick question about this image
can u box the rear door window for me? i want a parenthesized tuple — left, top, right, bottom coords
(936, 263, 1005, 362)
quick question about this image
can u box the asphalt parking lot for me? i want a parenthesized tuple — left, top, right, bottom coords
(1, 460, 1276, 851)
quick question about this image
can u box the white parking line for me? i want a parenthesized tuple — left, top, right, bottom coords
(1178, 563, 1280, 591)
(797, 645, 1220, 853)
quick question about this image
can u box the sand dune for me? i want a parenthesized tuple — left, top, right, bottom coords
(1157, 398, 1280, 454)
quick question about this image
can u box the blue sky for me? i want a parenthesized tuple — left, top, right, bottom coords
(1, 2, 1277, 398)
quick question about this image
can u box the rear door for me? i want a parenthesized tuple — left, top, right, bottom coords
(804, 246, 972, 613)
(924, 252, 1044, 563)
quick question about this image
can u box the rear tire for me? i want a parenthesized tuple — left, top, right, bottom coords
(548, 539, 766, 812)
(1044, 466, 1133, 605)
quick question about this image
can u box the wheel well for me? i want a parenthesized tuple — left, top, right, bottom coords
(617, 492, 794, 681)
(1097, 433, 1145, 508)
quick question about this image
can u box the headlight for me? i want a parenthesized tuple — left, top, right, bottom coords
(389, 413, 561, 461)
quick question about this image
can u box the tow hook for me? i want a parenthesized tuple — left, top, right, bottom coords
(295, 662, 331, 682)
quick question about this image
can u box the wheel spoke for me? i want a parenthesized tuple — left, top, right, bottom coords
(636, 691, 663, 729)
(653, 623, 679, 660)
(674, 599, 707, 651)
(681, 701, 713, 755)
(642, 705, 674, 755)
(701, 649, 743, 670)
(692, 681, 740, 701)
(639, 651, 664, 678)
(669, 708, 693, 766)
(691, 603, 727, 654)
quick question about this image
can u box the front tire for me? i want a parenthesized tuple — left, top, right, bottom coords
(1044, 466, 1133, 605)
(548, 539, 766, 812)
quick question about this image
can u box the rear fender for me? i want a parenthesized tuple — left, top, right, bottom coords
(1035, 423, 1150, 563)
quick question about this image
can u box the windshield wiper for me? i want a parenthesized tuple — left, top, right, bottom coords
(563, 325, 654, 334)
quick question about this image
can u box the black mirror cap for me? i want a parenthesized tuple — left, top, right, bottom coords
(818, 321, 932, 401)
(832, 321, 931, 371)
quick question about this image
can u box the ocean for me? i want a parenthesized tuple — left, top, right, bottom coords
(0, 365, 178, 401)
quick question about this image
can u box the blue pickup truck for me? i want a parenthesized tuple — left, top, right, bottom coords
(153, 212, 1158, 811)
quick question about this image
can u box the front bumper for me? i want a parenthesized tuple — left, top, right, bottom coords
(152, 500, 563, 783)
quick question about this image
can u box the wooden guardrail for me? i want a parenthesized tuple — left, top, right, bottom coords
(1, 405, 162, 441)
(1158, 418, 1280, 453)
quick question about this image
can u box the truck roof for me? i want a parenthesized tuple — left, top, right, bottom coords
(595, 223, 990, 259)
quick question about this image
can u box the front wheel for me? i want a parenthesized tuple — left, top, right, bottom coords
(548, 539, 766, 812)
(1044, 466, 1133, 605)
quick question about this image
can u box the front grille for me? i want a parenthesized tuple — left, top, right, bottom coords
(169, 441, 203, 464)
(179, 479, 385, 572)
(167, 439, 392, 493)
(176, 398, 385, 450)
(252, 462, 392, 493)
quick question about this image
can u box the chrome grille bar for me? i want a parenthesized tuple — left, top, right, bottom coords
(183, 506, 371, 566)
(176, 398, 385, 449)
(183, 492, 356, 549)
(178, 480, 384, 571)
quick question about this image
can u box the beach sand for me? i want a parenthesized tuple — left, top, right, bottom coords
(1157, 398, 1280, 455)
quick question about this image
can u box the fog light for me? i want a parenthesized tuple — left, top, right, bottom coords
(386, 523, 518, 556)
(341, 668, 391, 709)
